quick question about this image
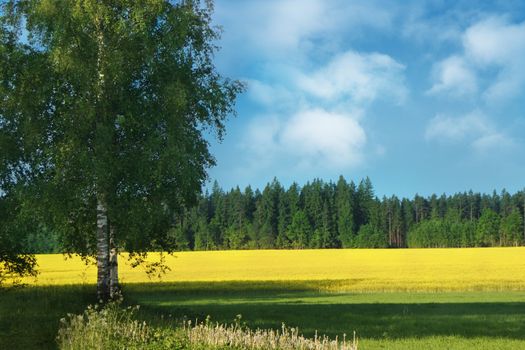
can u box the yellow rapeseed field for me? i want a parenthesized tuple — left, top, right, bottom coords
(24, 247, 525, 291)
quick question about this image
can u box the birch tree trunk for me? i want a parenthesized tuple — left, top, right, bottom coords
(96, 199, 110, 301)
(94, 15, 112, 302)
(109, 223, 119, 299)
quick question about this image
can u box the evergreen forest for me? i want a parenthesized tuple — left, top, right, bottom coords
(26, 176, 525, 253)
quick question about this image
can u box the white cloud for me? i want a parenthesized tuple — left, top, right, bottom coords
(244, 109, 366, 171)
(215, 0, 395, 63)
(425, 111, 513, 152)
(214, 0, 408, 175)
(241, 50, 407, 116)
(251, 0, 326, 54)
(425, 112, 490, 141)
(463, 16, 525, 101)
(429, 16, 525, 101)
(463, 17, 525, 65)
(471, 133, 513, 152)
(428, 55, 477, 96)
(297, 51, 407, 104)
(240, 49, 406, 172)
(281, 109, 366, 167)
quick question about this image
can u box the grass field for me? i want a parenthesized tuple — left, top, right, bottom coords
(3, 247, 525, 349)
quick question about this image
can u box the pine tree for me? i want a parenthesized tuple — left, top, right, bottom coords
(355, 177, 375, 230)
(303, 179, 324, 233)
(335, 176, 355, 248)
(253, 180, 280, 248)
(276, 188, 291, 248)
(224, 187, 248, 249)
(286, 210, 310, 249)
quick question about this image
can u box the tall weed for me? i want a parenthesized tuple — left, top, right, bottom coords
(57, 302, 357, 349)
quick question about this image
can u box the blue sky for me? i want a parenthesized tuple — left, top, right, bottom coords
(205, 0, 525, 198)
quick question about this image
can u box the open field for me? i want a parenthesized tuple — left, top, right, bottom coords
(2, 283, 525, 349)
(129, 283, 525, 349)
(3, 247, 525, 349)
(25, 247, 525, 291)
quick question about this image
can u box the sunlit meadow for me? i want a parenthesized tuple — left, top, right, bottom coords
(25, 247, 525, 291)
(5, 247, 525, 349)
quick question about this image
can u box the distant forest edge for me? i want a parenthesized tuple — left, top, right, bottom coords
(27, 176, 525, 253)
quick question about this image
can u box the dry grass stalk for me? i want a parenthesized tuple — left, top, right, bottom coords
(184, 317, 358, 350)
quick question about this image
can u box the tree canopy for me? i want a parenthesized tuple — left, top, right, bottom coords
(0, 0, 243, 296)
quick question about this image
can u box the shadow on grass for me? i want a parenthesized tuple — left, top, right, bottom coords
(123, 282, 525, 341)
(0, 284, 96, 350)
(2, 281, 525, 349)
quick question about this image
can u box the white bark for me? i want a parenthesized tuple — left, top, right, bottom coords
(94, 16, 114, 301)
(96, 199, 110, 301)
(109, 223, 119, 299)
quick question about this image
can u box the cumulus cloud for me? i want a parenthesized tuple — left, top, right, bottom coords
(425, 111, 513, 152)
(427, 55, 477, 97)
(463, 17, 525, 101)
(213, 0, 408, 176)
(241, 49, 406, 172)
(429, 16, 525, 102)
(244, 109, 366, 170)
(281, 109, 366, 167)
(297, 51, 407, 104)
(463, 17, 525, 65)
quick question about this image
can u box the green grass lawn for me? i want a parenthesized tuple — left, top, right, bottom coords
(0, 285, 95, 350)
(2, 281, 525, 349)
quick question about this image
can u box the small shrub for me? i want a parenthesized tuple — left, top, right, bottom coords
(57, 303, 358, 350)
(57, 301, 178, 349)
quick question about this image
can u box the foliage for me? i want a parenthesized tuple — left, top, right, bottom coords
(0, 0, 243, 296)
(57, 302, 158, 350)
(499, 209, 523, 246)
(138, 177, 523, 251)
(0, 192, 38, 285)
(286, 210, 310, 249)
(0, 250, 36, 285)
(406, 212, 477, 248)
(476, 209, 500, 246)
(57, 301, 357, 350)
(353, 224, 387, 248)
(8, 172, 525, 254)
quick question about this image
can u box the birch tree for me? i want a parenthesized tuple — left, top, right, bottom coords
(0, 0, 243, 300)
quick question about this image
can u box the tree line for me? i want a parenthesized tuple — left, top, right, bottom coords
(170, 177, 525, 250)
(16, 176, 525, 253)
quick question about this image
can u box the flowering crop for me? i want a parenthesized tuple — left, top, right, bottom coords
(25, 247, 525, 291)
